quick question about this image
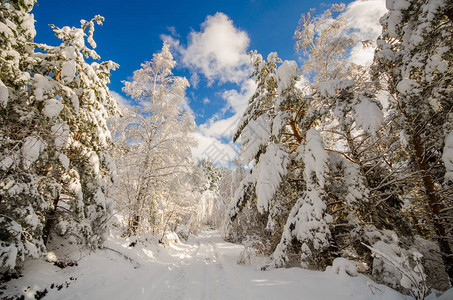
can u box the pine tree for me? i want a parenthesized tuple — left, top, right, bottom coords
(1, 2, 118, 271)
(0, 0, 44, 272)
(373, 0, 453, 285)
(228, 3, 418, 274)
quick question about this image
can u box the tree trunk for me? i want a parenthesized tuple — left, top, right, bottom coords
(42, 194, 59, 245)
(128, 213, 140, 236)
(412, 134, 453, 286)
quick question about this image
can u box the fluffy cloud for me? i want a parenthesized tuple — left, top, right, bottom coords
(343, 0, 387, 40)
(193, 79, 255, 164)
(342, 0, 388, 65)
(222, 78, 255, 114)
(110, 90, 132, 108)
(180, 12, 251, 85)
(192, 132, 238, 166)
(162, 13, 254, 164)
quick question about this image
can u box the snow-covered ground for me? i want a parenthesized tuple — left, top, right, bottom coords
(3, 230, 448, 300)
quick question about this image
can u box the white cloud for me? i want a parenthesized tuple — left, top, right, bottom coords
(222, 78, 255, 114)
(180, 12, 251, 84)
(192, 78, 255, 164)
(166, 26, 179, 37)
(342, 0, 388, 65)
(203, 97, 210, 104)
(348, 44, 377, 66)
(343, 0, 387, 40)
(160, 34, 180, 49)
(199, 114, 240, 139)
(110, 90, 132, 108)
(178, 12, 255, 164)
(198, 78, 255, 138)
(190, 72, 200, 89)
(191, 132, 238, 166)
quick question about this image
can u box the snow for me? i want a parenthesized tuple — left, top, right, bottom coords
(423, 0, 444, 21)
(253, 143, 289, 212)
(267, 52, 278, 63)
(89, 151, 101, 177)
(276, 60, 298, 93)
(43, 99, 64, 118)
(68, 176, 83, 202)
(71, 94, 80, 112)
(24, 210, 39, 231)
(269, 129, 333, 267)
(51, 121, 70, 149)
(0, 155, 15, 170)
(271, 111, 288, 138)
(436, 288, 453, 300)
(58, 153, 70, 170)
(3, 230, 406, 300)
(0, 21, 13, 38)
(298, 128, 328, 188)
(396, 78, 419, 95)
(33, 74, 54, 101)
(318, 79, 355, 98)
(22, 136, 46, 169)
(1, 244, 18, 270)
(21, 10, 36, 38)
(327, 257, 358, 277)
(101, 151, 117, 184)
(442, 130, 453, 182)
(0, 79, 8, 106)
(62, 46, 76, 60)
(354, 97, 383, 135)
(61, 60, 76, 82)
(240, 114, 270, 163)
(340, 154, 369, 206)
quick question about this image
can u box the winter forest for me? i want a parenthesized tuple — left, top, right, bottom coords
(1, 0, 452, 299)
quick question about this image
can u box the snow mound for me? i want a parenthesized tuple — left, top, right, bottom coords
(326, 257, 358, 277)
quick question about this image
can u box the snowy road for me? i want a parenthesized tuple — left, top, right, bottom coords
(142, 232, 250, 300)
(4, 230, 405, 300)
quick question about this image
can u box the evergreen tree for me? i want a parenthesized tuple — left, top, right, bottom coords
(0, 0, 44, 271)
(373, 0, 453, 284)
(228, 3, 417, 276)
(0, 1, 118, 271)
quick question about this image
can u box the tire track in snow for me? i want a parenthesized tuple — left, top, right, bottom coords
(211, 240, 251, 299)
(144, 241, 202, 299)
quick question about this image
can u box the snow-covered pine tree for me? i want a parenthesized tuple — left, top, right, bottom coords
(227, 46, 337, 268)
(225, 51, 297, 250)
(1, 2, 118, 271)
(288, 2, 416, 269)
(0, 0, 45, 272)
(228, 3, 419, 274)
(35, 15, 119, 249)
(111, 42, 197, 237)
(373, 0, 453, 285)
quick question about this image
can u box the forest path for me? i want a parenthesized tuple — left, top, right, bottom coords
(40, 230, 251, 300)
(4, 230, 404, 300)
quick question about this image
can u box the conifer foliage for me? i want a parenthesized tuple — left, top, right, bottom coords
(227, 1, 453, 294)
(0, 1, 118, 271)
(1, 0, 452, 297)
(373, 0, 453, 285)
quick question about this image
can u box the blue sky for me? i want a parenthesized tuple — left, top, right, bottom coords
(32, 0, 387, 164)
